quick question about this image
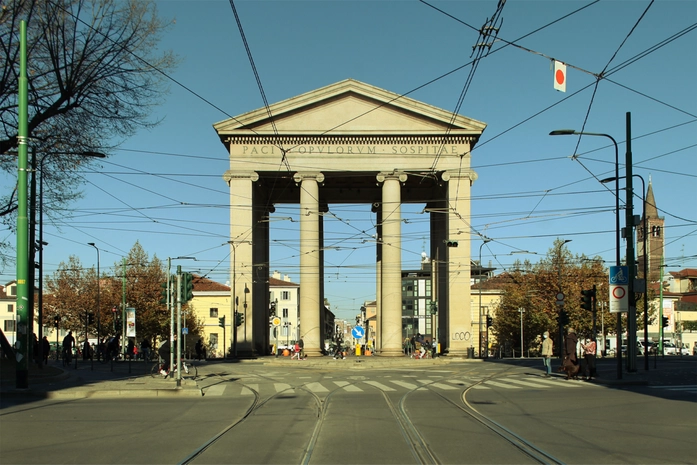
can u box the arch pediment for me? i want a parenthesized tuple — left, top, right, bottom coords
(214, 79, 486, 138)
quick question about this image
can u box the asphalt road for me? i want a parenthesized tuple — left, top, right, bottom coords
(1, 359, 695, 464)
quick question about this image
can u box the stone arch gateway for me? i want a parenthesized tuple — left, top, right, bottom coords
(215, 79, 486, 357)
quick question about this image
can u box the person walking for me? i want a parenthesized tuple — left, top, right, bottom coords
(298, 337, 305, 359)
(41, 336, 50, 364)
(541, 331, 553, 377)
(62, 331, 75, 365)
(581, 337, 597, 380)
(564, 328, 579, 379)
(195, 339, 203, 361)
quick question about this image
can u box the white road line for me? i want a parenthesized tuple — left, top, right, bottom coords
(530, 378, 583, 388)
(333, 381, 363, 392)
(483, 380, 520, 389)
(364, 381, 396, 391)
(240, 386, 255, 396)
(430, 382, 458, 390)
(204, 384, 226, 396)
(274, 383, 292, 392)
(305, 382, 329, 392)
(446, 379, 490, 390)
(649, 385, 697, 391)
(500, 378, 551, 388)
(389, 380, 423, 390)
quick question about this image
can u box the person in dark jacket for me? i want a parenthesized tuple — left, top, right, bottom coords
(563, 328, 579, 379)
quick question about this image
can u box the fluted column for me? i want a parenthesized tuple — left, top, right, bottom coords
(378, 172, 407, 356)
(294, 172, 324, 357)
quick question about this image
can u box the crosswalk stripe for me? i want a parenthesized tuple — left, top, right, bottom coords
(530, 378, 583, 388)
(205, 384, 226, 396)
(306, 382, 329, 392)
(430, 382, 458, 390)
(389, 380, 423, 390)
(500, 378, 551, 388)
(274, 383, 292, 393)
(483, 380, 520, 389)
(649, 385, 697, 391)
(364, 381, 396, 391)
(333, 381, 363, 392)
(446, 379, 489, 389)
(240, 386, 255, 396)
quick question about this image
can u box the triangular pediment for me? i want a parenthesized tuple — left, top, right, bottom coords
(214, 79, 486, 137)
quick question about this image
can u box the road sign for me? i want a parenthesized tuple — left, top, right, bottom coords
(272, 317, 281, 327)
(352, 326, 365, 339)
(609, 266, 628, 313)
(182, 327, 188, 335)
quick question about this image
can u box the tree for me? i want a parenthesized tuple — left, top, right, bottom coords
(0, 0, 176, 259)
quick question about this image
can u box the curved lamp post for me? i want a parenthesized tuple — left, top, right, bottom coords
(478, 237, 492, 358)
(87, 243, 100, 368)
(550, 129, 623, 380)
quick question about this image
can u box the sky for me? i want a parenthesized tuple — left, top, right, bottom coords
(2, 0, 695, 320)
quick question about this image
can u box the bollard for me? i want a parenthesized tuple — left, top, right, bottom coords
(129, 355, 132, 374)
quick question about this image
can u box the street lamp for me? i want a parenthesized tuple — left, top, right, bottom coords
(87, 243, 100, 368)
(550, 129, 623, 380)
(478, 237, 492, 358)
(601, 173, 649, 371)
(556, 239, 572, 359)
(518, 307, 525, 358)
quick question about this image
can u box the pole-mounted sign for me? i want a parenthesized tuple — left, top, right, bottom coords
(609, 266, 628, 313)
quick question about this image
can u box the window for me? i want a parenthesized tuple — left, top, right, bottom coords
(8, 285, 16, 296)
(210, 308, 218, 318)
(282, 308, 288, 318)
(281, 291, 290, 300)
(8, 304, 13, 313)
(4, 320, 16, 332)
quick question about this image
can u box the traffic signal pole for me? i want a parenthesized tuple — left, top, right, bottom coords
(176, 266, 182, 388)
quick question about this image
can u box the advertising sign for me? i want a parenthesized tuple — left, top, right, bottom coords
(126, 307, 136, 337)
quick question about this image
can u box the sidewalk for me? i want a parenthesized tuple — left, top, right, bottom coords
(0, 357, 202, 399)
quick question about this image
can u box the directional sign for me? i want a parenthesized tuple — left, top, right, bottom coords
(352, 326, 365, 339)
(609, 266, 628, 313)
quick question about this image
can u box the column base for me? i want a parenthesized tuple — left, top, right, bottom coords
(377, 348, 404, 357)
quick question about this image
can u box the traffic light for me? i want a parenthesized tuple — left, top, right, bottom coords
(218, 315, 226, 328)
(486, 316, 493, 328)
(661, 316, 669, 328)
(559, 309, 570, 326)
(580, 289, 593, 311)
(181, 273, 194, 302)
(429, 301, 438, 315)
(53, 315, 60, 328)
(160, 281, 169, 305)
(270, 301, 276, 317)
(235, 312, 244, 327)
(446, 240, 458, 247)
(88, 313, 95, 324)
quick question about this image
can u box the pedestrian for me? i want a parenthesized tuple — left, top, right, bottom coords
(158, 338, 172, 375)
(431, 338, 438, 358)
(298, 337, 305, 359)
(581, 337, 597, 380)
(195, 339, 203, 361)
(83, 340, 92, 360)
(32, 333, 39, 363)
(563, 328, 579, 379)
(127, 338, 135, 360)
(292, 340, 302, 360)
(140, 338, 151, 361)
(541, 331, 553, 377)
(42, 336, 50, 364)
(62, 331, 75, 365)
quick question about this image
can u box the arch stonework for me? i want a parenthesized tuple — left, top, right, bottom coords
(215, 79, 486, 357)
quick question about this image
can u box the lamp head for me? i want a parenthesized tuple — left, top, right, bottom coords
(600, 177, 618, 184)
(549, 129, 577, 136)
(88, 242, 95, 246)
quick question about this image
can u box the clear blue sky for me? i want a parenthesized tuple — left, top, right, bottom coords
(3, 1, 695, 320)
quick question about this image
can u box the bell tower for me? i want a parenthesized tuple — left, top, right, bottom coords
(637, 177, 664, 283)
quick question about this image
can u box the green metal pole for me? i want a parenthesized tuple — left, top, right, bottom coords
(122, 258, 127, 357)
(15, 21, 30, 389)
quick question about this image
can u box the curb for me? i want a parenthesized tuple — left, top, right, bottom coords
(1, 386, 203, 399)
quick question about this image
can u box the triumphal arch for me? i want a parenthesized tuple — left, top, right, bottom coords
(215, 79, 486, 357)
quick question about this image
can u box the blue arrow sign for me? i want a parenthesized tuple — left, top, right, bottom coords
(352, 326, 365, 339)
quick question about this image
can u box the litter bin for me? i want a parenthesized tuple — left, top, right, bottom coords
(467, 347, 475, 359)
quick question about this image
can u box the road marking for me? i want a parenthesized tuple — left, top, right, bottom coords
(390, 380, 423, 390)
(305, 382, 329, 392)
(483, 380, 520, 389)
(500, 378, 551, 388)
(240, 386, 255, 396)
(333, 381, 363, 392)
(274, 383, 292, 392)
(446, 379, 490, 389)
(528, 378, 582, 387)
(649, 385, 697, 392)
(364, 381, 396, 391)
(416, 379, 457, 390)
(205, 384, 226, 396)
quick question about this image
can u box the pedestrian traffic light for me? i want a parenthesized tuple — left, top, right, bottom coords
(270, 301, 276, 317)
(429, 301, 438, 315)
(53, 315, 60, 328)
(486, 316, 493, 328)
(235, 312, 244, 327)
(446, 240, 458, 247)
(88, 313, 95, 324)
(218, 315, 226, 328)
(559, 309, 569, 326)
(661, 316, 669, 328)
(581, 289, 593, 311)
(181, 272, 194, 302)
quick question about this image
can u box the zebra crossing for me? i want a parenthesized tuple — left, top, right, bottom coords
(648, 385, 697, 395)
(202, 374, 600, 397)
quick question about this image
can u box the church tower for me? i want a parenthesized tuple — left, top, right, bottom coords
(637, 177, 664, 282)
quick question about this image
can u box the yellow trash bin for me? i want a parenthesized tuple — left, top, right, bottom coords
(355, 343, 361, 356)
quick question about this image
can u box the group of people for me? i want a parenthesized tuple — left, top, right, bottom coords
(541, 328, 597, 380)
(403, 333, 437, 358)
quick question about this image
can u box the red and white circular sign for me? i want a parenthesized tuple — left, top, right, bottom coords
(612, 286, 626, 299)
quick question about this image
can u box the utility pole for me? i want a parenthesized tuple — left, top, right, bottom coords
(121, 258, 127, 357)
(625, 112, 637, 372)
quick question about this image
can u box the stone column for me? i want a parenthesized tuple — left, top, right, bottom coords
(372, 202, 382, 353)
(223, 171, 258, 357)
(442, 170, 476, 357)
(378, 172, 407, 357)
(294, 172, 324, 357)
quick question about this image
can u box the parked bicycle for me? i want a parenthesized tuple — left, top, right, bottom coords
(150, 358, 197, 379)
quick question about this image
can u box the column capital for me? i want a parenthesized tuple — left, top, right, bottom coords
(376, 171, 408, 183)
(223, 171, 259, 183)
(293, 172, 324, 183)
(441, 170, 477, 183)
